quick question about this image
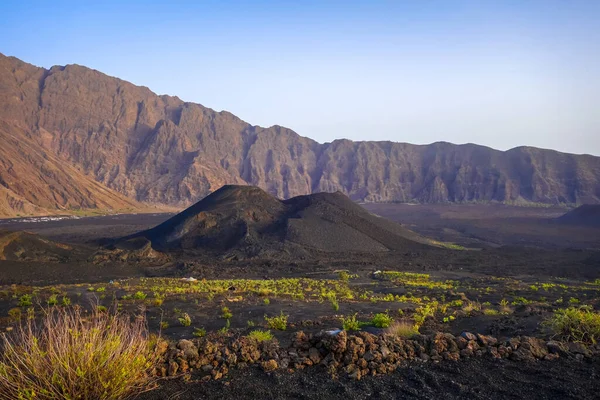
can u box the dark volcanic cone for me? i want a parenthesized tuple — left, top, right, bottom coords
(124, 185, 432, 257)
(557, 205, 600, 227)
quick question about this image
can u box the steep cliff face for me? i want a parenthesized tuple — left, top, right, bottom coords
(0, 53, 599, 216)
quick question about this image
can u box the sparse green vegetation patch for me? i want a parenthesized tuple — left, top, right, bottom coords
(247, 329, 274, 342)
(544, 306, 600, 345)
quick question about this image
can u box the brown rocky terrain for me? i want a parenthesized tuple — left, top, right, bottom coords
(0, 229, 78, 262)
(1, 53, 600, 217)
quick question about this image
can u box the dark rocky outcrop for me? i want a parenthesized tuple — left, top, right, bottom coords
(1, 53, 599, 216)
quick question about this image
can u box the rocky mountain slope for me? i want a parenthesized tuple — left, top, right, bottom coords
(1, 53, 599, 216)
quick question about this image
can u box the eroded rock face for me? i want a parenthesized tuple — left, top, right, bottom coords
(1, 53, 600, 216)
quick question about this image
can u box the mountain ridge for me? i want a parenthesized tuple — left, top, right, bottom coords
(1, 52, 599, 217)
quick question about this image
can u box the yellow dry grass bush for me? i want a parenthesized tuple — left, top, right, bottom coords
(0, 306, 159, 400)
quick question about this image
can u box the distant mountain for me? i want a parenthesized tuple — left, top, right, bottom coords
(124, 185, 431, 257)
(1, 53, 599, 217)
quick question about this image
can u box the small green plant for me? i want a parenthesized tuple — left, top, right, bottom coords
(329, 295, 339, 312)
(152, 293, 164, 307)
(442, 315, 456, 323)
(338, 271, 350, 283)
(371, 312, 393, 328)
(544, 306, 600, 344)
(221, 306, 233, 319)
(160, 321, 169, 330)
(96, 287, 106, 293)
(247, 329, 274, 342)
(133, 291, 147, 300)
(218, 319, 231, 334)
(263, 298, 270, 305)
(483, 308, 499, 316)
(193, 327, 207, 338)
(341, 314, 361, 331)
(7, 308, 21, 322)
(96, 305, 108, 313)
(499, 299, 511, 314)
(462, 301, 482, 313)
(178, 313, 192, 327)
(265, 311, 288, 331)
(247, 320, 256, 327)
(511, 297, 532, 306)
(47, 294, 58, 307)
(18, 294, 32, 307)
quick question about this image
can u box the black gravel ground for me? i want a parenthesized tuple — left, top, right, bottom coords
(138, 358, 600, 400)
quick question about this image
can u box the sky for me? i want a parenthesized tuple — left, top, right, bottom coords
(1, 0, 599, 155)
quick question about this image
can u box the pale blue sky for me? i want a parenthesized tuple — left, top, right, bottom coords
(1, 1, 599, 155)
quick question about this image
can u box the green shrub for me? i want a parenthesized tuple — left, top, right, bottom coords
(219, 319, 231, 334)
(61, 296, 71, 307)
(265, 311, 288, 331)
(544, 307, 600, 344)
(47, 295, 58, 307)
(152, 294, 164, 307)
(341, 314, 361, 331)
(338, 271, 350, 282)
(329, 295, 339, 312)
(371, 312, 393, 328)
(17, 295, 32, 307)
(247, 329, 274, 342)
(193, 327, 206, 338)
(221, 306, 233, 319)
(511, 297, 532, 306)
(7, 308, 21, 322)
(263, 298, 270, 305)
(133, 291, 147, 300)
(0, 306, 158, 400)
(178, 313, 192, 327)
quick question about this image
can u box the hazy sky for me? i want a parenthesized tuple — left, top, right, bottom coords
(1, 1, 599, 155)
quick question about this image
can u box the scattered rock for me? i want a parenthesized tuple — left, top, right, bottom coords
(262, 359, 278, 372)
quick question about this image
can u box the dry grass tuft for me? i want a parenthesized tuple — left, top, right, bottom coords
(385, 320, 419, 339)
(0, 306, 159, 400)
